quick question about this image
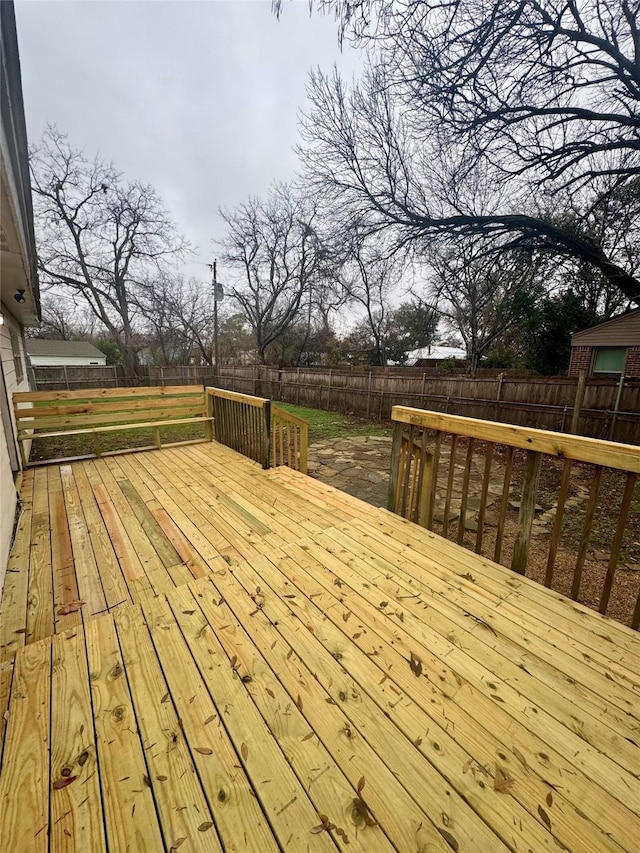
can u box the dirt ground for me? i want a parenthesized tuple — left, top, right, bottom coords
(308, 435, 640, 628)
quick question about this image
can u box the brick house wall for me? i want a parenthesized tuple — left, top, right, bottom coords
(568, 346, 593, 376)
(569, 344, 640, 378)
(626, 346, 640, 378)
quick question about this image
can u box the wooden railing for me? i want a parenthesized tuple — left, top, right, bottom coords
(206, 387, 271, 468)
(388, 406, 640, 628)
(271, 406, 309, 474)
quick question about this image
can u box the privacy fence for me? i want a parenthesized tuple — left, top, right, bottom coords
(32, 363, 640, 444)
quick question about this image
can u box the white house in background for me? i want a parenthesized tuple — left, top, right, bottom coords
(27, 339, 107, 367)
(0, 2, 41, 584)
(405, 344, 467, 367)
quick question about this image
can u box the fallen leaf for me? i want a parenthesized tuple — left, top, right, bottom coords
(493, 767, 514, 793)
(296, 694, 303, 711)
(58, 600, 85, 616)
(546, 792, 553, 807)
(357, 776, 365, 795)
(409, 653, 423, 677)
(302, 732, 314, 741)
(53, 776, 77, 790)
(157, 775, 168, 782)
(538, 805, 552, 830)
(195, 747, 213, 755)
(241, 742, 248, 761)
(379, 601, 388, 608)
(198, 822, 213, 832)
(143, 774, 151, 788)
(439, 829, 459, 851)
(266, 688, 275, 698)
(77, 750, 89, 767)
(170, 838, 186, 851)
(204, 715, 216, 725)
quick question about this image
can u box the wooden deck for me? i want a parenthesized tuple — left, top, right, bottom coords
(1, 442, 639, 852)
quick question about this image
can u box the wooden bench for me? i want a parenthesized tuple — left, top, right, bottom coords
(13, 385, 214, 466)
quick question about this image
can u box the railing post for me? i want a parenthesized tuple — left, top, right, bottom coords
(262, 399, 271, 469)
(387, 421, 404, 513)
(299, 422, 308, 475)
(204, 388, 214, 441)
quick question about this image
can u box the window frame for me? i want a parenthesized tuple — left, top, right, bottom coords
(591, 346, 627, 375)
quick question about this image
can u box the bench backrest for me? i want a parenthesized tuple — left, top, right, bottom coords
(13, 385, 208, 436)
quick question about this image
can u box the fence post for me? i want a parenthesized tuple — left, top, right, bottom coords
(366, 371, 372, 418)
(63, 365, 69, 390)
(609, 375, 625, 441)
(328, 369, 332, 410)
(113, 365, 118, 387)
(495, 372, 505, 421)
(421, 373, 426, 406)
(570, 370, 587, 434)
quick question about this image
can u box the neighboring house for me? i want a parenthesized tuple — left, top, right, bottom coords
(27, 338, 107, 367)
(405, 344, 467, 368)
(569, 309, 640, 378)
(0, 3, 41, 583)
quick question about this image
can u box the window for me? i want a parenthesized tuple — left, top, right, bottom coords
(592, 347, 626, 374)
(9, 329, 24, 384)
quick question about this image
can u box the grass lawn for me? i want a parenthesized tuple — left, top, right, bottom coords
(272, 402, 391, 443)
(29, 401, 389, 462)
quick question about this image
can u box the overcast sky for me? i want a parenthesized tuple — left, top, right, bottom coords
(15, 0, 363, 284)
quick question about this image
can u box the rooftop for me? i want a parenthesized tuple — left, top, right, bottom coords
(26, 338, 107, 359)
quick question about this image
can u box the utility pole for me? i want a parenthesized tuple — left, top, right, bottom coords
(208, 260, 220, 379)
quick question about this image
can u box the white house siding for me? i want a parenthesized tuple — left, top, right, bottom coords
(0, 421, 17, 592)
(1, 306, 30, 426)
(29, 354, 107, 367)
(0, 306, 30, 589)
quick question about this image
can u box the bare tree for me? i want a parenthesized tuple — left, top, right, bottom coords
(297, 0, 640, 303)
(338, 233, 404, 366)
(138, 274, 217, 365)
(428, 241, 548, 374)
(219, 184, 325, 364)
(30, 127, 189, 379)
(28, 296, 99, 341)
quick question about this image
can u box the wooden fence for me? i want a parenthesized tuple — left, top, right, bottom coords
(32, 363, 640, 443)
(387, 406, 640, 629)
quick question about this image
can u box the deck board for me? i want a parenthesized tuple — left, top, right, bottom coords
(1, 441, 640, 851)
